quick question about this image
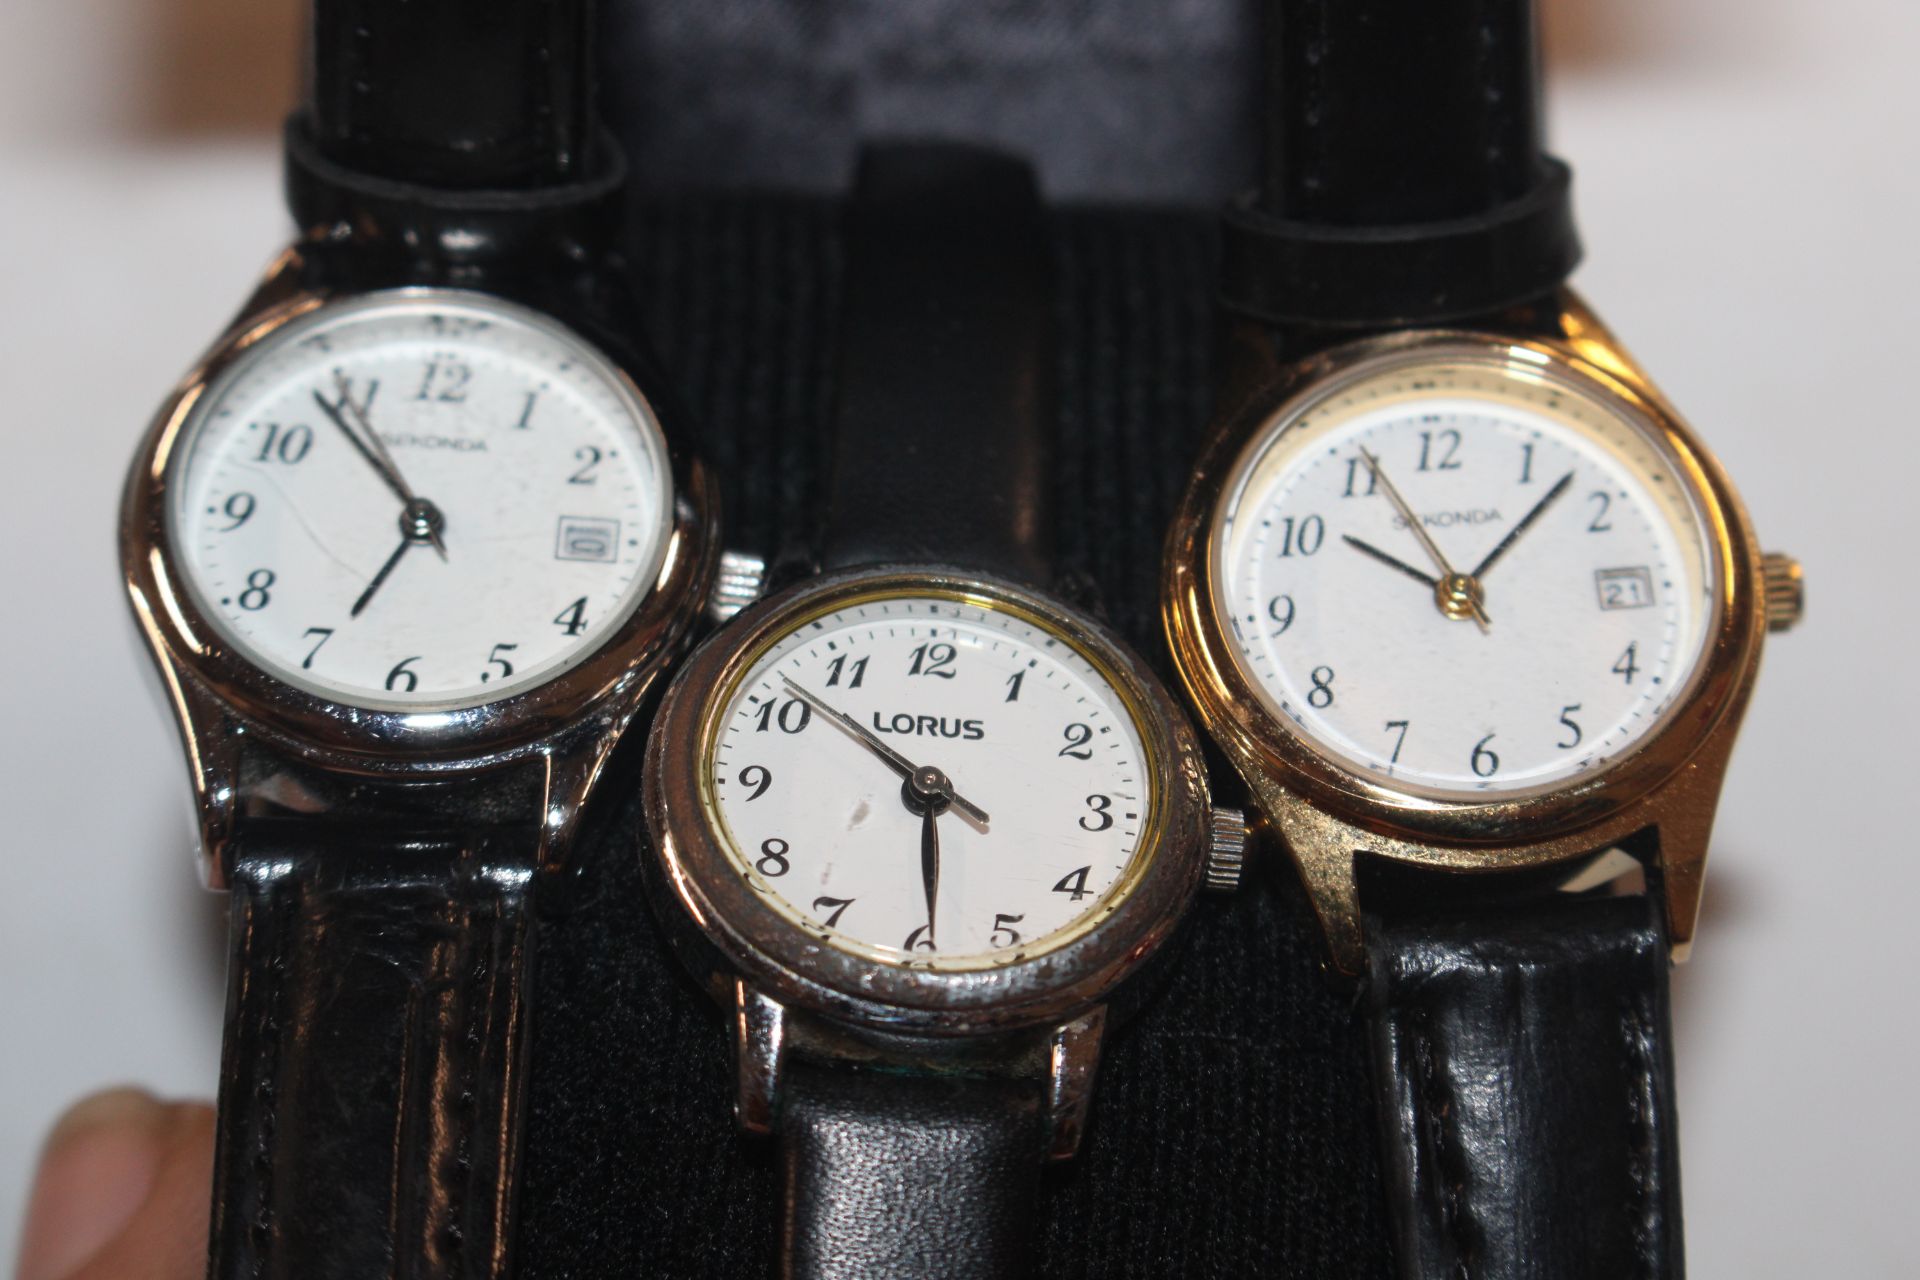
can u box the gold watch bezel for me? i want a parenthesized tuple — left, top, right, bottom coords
(1162, 294, 1767, 972)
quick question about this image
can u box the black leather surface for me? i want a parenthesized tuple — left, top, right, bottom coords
(1219, 0, 1580, 326)
(815, 144, 1055, 586)
(209, 819, 538, 1280)
(306, 0, 596, 188)
(517, 198, 1394, 1280)
(1365, 893, 1684, 1280)
(781, 1062, 1046, 1280)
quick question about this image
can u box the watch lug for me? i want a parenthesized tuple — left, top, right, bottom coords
(1044, 1005, 1107, 1161)
(707, 549, 768, 623)
(172, 673, 241, 891)
(1651, 726, 1743, 965)
(1251, 778, 1368, 976)
(731, 980, 788, 1136)
(535, 728, 619, 875)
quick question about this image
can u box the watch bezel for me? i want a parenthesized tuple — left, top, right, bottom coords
(122, 285, 716, 775)
(1165, 322, 1766, 855)
(644, 565, 1212, 1036)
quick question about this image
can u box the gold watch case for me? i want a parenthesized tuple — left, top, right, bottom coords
(121, 249, 722, 886)
(1163, 290, 1775, 974)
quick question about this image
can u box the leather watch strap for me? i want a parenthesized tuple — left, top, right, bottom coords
(1364, 892, 1684, 1280)
(304, 0, 596, 188)
(780, 1061, 1047, 1280)
(208, 818, 538, 1280)
(1220, 0, 1580, 327)
(816, 143, 1055, 587)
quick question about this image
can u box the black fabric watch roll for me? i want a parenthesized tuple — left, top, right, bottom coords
(1220, 0, 1580, 327)
(778, 142, 1060, 1280)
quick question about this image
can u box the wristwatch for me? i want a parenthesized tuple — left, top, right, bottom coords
(1163, 3, 1804, 1277)
(643, 143, 1244, 1279)
(117, 3, 755, 1275)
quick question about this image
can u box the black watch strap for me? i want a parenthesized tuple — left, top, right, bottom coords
(1221, 0, 1580, 327)
(781, 1061, 1047, 1280)
(208, 819, 538, 1280)
(776, 142, 1059, 1279)
(815, 143, 1055, 587)
(1364, 892, 1684, 1280)
(304, 0, 596, 188)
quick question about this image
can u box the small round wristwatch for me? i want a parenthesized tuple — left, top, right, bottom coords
(644, 144, 1242, 1278)
(119, 3, 758, 1275)
(1165, 3, 1802, 1277)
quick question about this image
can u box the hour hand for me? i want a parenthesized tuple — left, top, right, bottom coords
(779, 675, 990, 826)
(1341, 534, 1439, 588)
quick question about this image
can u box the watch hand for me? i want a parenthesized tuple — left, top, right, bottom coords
(779, 675, 991, 826)
(352, 538, 412, 618)
(1358, 447, 1492, 632)
(1470, 470, 1574, 579)
(314, 377, 449, 561)
(919, 801, 941, 949)
(350, 498, 448, 618)
(1341, 534, 1439, 588)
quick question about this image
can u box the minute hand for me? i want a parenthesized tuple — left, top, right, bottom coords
(1359, 447, 1491, 630)
(779, 676, 991, 826)
(1470, 470, 1574, 579)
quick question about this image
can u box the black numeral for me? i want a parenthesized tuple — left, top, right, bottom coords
(1052, 866, 1093, 901)
(1342, 457, 1379, 497)
(1058, 723, 1094, 759)
(753, 698, 812, 734)
(825, 654, 868, 688)
(218, 492, 256, 531)
(553, 597, 588, 636)
(1558, 704, 1584, 749)
(739, 765, 772, 802)
(1519, 442, 1536, 484)
(1078, 794, 1115, 832)
(1418, 428, 1463, 472)
(1385, 719, 1409, 764)
(1587, 491, 1614, 533)
(1267, 594, 1296, 635)
(907, 642, 956, 678)
(300, 627, 333, 670)
(237, 568, 275, 611)
(755, 838, 791, 877)
(249, 422, 313, 465)
(990, 914, 1025, 948)
(414, 358, 471, 403)
(568, 446, 602, 485)
(1612, 642, 1640, 684)
(812, 896, 854, 928)
(1277, 514, 1325, 557)
(1004, 670, 1025, 702)
(480, 642, 518, 684)
(385, 655, 422, 693)
(903, 924, 935, 952)
(1471, 733, 1500, 778)
(515, 389, 540, 430)
(1307, 665, 1335, 709)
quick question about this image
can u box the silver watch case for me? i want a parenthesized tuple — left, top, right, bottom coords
(121, 254, 723, 886)
(641, 564, 1215, 1041)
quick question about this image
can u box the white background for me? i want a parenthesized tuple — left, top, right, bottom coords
(0, 0, 1913, 1273)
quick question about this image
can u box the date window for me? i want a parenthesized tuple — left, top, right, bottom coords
(1594, 566, 1655, 611)
(555, 516, 620, 564)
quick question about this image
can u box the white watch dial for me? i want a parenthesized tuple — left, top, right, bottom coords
(701, 592, 1156, 968)
(167, 291, 674, 710)
(1217, 353, 1716, 795)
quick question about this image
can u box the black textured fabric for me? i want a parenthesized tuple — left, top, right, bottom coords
(212, 820, 537, 1280)
(517, 198, 1391, 1278)
(1366, 893, 1684, 1280)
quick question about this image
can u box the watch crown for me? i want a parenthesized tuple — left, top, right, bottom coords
(1761, 552, 1804, 633)
(707, 550, 769, 623)
(1204, 806, 1250, 894)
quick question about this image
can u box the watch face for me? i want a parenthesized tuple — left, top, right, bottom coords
(1215, 348, 1717, 797)
(697, 589, 1158, 970)
(165, 291, 674, 711)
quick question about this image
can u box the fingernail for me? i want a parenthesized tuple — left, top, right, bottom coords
(16, 1088, 172, 1280)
